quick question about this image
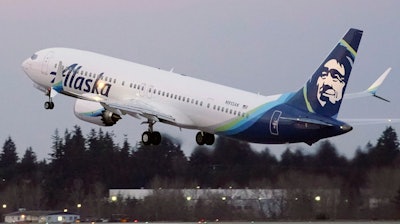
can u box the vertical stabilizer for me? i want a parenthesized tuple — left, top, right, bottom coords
(287, 28, 363, 118)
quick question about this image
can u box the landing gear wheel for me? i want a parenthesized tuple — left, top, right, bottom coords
(196, 132, 205, 145)
(142, 131, 162, 145)
(151, 131, 162, 145)
(44, 101, 54, 110)
(142, 131, 152, 145)
(196, 132, 215, 145)
(205, 133, 215, 145)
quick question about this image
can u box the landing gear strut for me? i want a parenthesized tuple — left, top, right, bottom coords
(141, 120, 162, 145)
(196, 131, 215, 145)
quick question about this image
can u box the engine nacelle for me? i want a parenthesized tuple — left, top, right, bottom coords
(74, 99, 121, 126)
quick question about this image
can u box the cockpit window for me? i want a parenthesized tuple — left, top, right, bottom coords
(30, 54, 38, 60)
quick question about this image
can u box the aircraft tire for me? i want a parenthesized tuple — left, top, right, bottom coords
(205, 133, 215, 145)
(151, 131, 162, 145)
(142, 131, 152, 145)
(44, 101, 54, 110)
(195, 132, 205, 145)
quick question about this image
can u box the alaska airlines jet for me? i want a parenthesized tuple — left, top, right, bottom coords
(21, 28, 390, 146)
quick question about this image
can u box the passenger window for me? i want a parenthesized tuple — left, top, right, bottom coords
(122, 81, 125, 86)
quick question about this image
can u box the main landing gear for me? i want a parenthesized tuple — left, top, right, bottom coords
(140, 120, 215, 146)
(141, 120, 162, 145)
(195, 131, 215, 145)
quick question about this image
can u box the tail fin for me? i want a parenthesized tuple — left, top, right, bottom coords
(287, 28, 363, 118)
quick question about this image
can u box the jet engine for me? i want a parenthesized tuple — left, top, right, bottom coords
(74, 99, 121, 126)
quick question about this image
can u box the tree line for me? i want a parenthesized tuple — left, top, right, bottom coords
(0, 125, 399, 221)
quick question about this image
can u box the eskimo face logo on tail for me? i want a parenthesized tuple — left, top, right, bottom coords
(50, 64, 112, 97)
(316, 59, 346, 107)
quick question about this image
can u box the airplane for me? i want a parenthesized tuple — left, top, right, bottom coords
(22, 28, 392, 146)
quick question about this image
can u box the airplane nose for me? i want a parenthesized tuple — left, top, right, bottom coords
(22, 58, 31, 73)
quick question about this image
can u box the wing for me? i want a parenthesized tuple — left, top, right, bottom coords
(100, 99, 176, 123)
(344, 67, 391, 102)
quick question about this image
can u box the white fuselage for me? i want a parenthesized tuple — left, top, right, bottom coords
(22, 48, 280, 134)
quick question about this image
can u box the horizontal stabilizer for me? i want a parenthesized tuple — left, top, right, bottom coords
(340, 118, 400, 126)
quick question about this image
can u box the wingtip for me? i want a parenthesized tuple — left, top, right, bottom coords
(366, 67, 392, 93)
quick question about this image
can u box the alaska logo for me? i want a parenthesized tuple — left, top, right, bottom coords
(50, 64, 111, 97)
(316, 58, 347, 107)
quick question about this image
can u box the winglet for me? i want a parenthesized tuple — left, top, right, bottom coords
(366, 67, 391, 102)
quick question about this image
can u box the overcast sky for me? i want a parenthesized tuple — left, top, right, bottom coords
(1, 0, 400, 160)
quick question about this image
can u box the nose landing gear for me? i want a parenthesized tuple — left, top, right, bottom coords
(44, 89, 55, 110)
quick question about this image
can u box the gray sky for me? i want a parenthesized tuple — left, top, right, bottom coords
(1, 0, 399, 160)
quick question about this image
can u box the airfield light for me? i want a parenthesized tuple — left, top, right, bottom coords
(111, 196, 117, 202)
(2, 204, 6, 208)
(186, 196, 192, 201)
(221, 196, 226, 201)
(77, 203, 82, 208)
(315, 196, 321, 202)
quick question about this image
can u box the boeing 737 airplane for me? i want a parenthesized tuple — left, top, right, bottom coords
(22, 28, 391, 146)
